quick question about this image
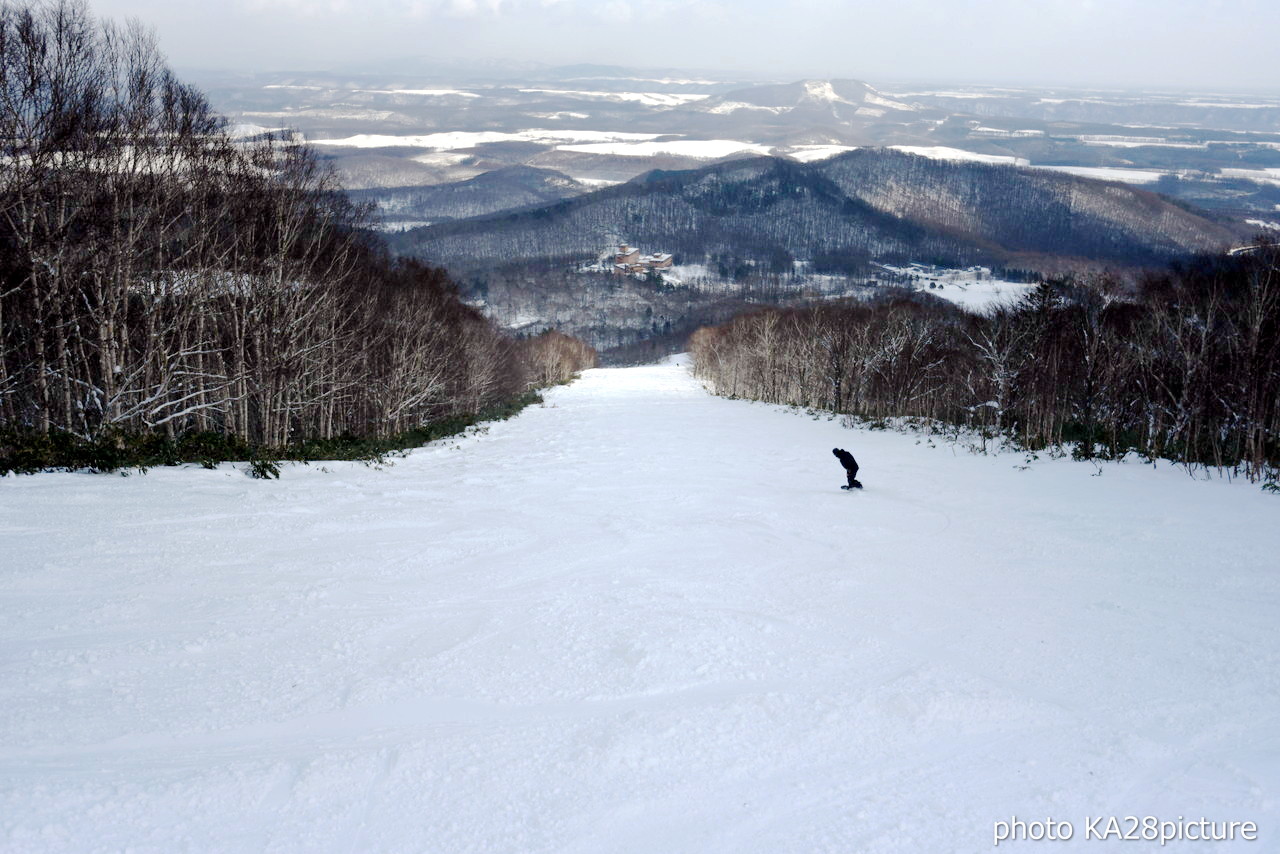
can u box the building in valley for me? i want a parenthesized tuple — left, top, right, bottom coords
(612, 243, 673, 277)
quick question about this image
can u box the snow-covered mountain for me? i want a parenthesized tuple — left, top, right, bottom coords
(697, 78, 921, 122)
(395, 149, 1241, 270)
(386, 150, 1242, 353)
(201, 68, 1280, 223)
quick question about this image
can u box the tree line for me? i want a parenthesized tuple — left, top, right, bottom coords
(0, 0, 594, 472)
(690, 245, 1280, 483)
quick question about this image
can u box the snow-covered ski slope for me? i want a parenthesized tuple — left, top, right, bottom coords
(2, 361, 1277, 852)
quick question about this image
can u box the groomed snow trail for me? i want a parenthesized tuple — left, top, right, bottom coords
(2, 361, 1277, 852)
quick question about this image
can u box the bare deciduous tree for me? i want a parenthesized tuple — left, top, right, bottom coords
(1, 0, 585, 465)
(690, 247, 1280, 482)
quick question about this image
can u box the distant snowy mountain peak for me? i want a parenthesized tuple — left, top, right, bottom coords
(706, 100, 786, 115)
(862, 86, 918, 112)
(801, 80, 849, 105)
(696, 78, 920, 120)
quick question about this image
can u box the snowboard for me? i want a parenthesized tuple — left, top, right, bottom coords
(841, 481, 864, 490)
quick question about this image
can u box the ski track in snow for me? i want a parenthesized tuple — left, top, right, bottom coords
(1, 361, 1277, 852)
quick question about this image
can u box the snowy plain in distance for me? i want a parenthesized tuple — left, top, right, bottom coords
(1, 361, 1277, 852)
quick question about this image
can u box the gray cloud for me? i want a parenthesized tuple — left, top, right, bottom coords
(89, 0, 1280, 90)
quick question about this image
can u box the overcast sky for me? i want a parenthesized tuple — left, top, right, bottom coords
(87, 0, 1279, 91)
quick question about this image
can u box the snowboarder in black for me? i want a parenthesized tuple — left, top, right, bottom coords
(832, 448, 862, 489)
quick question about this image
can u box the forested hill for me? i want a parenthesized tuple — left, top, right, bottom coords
(390, 150, 1242, 272)
(347, 166, 590, 228)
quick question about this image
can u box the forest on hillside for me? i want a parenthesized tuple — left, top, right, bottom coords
(691, 245, 1280, 483)
(0, 1, 593, 474)
(393, 152, 1242, 276)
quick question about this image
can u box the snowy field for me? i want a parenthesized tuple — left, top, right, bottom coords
(1035, 165, 1165, 185)
(556, 139, 772, 158)
(889, 146, 1030, 167)
(880, 264, 1039, 312)
(2, 362, 1278, 852)
(916, 277, 1038, 312)
(310, 129, 663, 150)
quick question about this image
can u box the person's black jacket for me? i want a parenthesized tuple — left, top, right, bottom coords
(832, 448, 858, 476)
(832, 448, 862, 488)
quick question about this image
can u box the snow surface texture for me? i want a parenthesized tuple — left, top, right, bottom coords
(2, 361, 1278, 852)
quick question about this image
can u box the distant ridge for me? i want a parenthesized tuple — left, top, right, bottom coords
(391, 148, 1241, 271)
(350, 166, 589, 225)
(696, 79, 920, 118)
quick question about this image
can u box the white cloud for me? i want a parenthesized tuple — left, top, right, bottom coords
(595, 1, 633, 22)
(93, 0, 1280, 90)
(236, 0, 693, 16)
(238, 0, 509, 15)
